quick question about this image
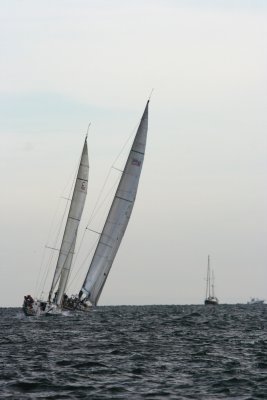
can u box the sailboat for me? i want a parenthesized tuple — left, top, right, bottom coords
(247, 297, 265, 305)
(204, 255, 219, 305)
(69, 99, 149, 311)
(22, 100, 149, 315)
(22, 136, 89, 316)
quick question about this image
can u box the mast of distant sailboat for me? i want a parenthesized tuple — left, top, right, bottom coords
(206, 255, 212, 299)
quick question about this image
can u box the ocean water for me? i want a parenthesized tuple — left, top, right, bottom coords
(0, 305, 267, 399)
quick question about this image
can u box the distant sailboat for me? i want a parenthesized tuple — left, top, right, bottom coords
(204, 255, 219, 306)
(247, 297, 265, 305)
(22, 100, 149, 315)
(23, 136, 89, 316)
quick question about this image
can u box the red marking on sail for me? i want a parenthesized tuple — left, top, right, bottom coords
(132, 158, 141, 166)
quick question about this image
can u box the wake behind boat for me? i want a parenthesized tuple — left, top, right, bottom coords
(23, 100, 149, 316)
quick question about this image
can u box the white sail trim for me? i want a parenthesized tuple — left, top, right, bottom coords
(81, 101, 149, 305)
(49, 139, 89, 304)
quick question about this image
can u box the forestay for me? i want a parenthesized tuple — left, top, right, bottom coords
(49, 138, 89, 305)
(80, 101, 149, 306)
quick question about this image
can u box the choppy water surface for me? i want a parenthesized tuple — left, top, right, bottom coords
(0, 304, 267, 399)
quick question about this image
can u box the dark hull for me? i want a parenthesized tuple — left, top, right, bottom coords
(22, 305, 37, 316)
(22, 299, 47, 316)
(205, 298, 219, 306)
(62, 304, 92, 312)
(62, 295, 92, 312)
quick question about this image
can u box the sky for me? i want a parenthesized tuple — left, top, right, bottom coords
(0, 0, 267, 307)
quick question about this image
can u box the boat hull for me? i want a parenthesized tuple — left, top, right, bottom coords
(23, 297, 92, 316)
(204, 297, 219, 306)
(247, 299, 264, 305)
(59, 294, 92, 312)
(22, 298, 63, 316)
(22, 300, 47, 316)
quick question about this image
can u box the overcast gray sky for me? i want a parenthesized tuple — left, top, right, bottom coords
(1, 0, 266, 307)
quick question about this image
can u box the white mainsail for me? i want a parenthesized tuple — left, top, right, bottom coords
(48, 137, 89, 305)
(80, 101, 149, 306)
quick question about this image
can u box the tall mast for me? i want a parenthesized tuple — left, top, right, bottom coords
(206, 255, 211, 299)
(211, 269, 215, 298)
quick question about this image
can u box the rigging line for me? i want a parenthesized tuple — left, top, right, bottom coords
(67, 136, 135, 291)
(46, 218, 80, 300)
(50, 136, 89, 298)
(99, 104, 143, 180)
(46, 137, 86, 296)
(37, 165, 76, 298)
(86, 122, 91, 139)
(39, 190, 72, 290)
(112, 121, 138, 168)
(66, 175, 120, 292)
(66, 179, 120, 291)
(37, 249, 57, 300)
(67, 198, 110, 289)
(86, 172, 120, 228)
(114, 97, 151, 161)
(36, 236, 60, 300)
(85, 169, 112, 228)
(82, 105, 140, 232)
(34, 147, 80, 297)
(66, 113, 139, 292)
(112, 166, 123, 173)
(34, 191, 70, 297)
(66, 236, 99, 291)
(148, 88, 154, 100)
(57, 145, 90, 294)
(35, 135, 88, 298)
(66, 227, 88, 284)
(34, 245, 50, 299)
(65, 179, 117, 292)
(63, 192, 93, 291)
(37, 206, 68, 297)
(36, 246, 57, 298)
